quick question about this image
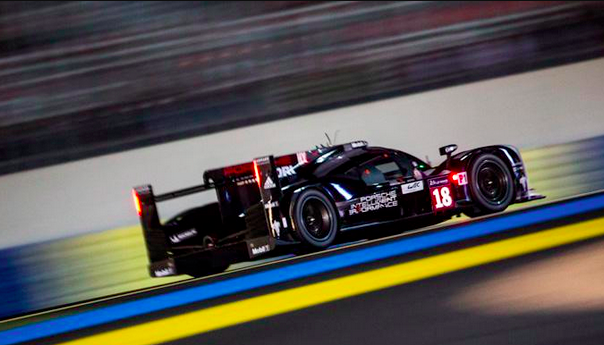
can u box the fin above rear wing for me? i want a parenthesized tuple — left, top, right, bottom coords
(253, 156, 290, 240)
(133, 184, 168, 264)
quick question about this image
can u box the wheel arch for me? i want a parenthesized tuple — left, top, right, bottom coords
(453, 145, 527, 207)
(286, 183, 341, 241)
(452, 146, 520, 172)
(287, 183, 339, 218)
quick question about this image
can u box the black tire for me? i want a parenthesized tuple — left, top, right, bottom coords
(465, 154, 514, 217)
(291, 189, 339, 249)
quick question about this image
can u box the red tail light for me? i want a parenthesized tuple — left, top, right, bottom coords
(451, 172, 459, 183)
(253, 160, 261, 188)
(132, 190, 142, 216)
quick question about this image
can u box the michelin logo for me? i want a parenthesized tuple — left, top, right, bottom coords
(402, 181, 424, 194)
(169, 229, 198, 244)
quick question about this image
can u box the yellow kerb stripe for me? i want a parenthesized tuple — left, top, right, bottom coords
(59, 217, 604, 345)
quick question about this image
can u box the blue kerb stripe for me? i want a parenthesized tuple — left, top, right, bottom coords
(1, 194, 603, 345)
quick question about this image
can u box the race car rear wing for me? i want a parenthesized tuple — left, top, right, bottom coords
(132, 184, 169, 264)
(134, 178, 271, 277)
(132, 152, 312, 272)
(253, 156, 290, 239)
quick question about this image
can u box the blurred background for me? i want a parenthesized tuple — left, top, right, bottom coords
(1, 1, 604, 174)
(2, 1, 604, 321)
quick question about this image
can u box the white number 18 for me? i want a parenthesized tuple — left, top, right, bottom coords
(433, 187, 452, 209)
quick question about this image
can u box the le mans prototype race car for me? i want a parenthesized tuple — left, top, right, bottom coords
(133, 141, 544, 278)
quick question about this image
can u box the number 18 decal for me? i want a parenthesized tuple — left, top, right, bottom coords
(431, 185, 454, 210)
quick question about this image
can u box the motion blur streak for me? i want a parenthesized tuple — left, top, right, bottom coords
(1, 193, 604, 345)
(1, 1, 603, 174)
(451, 239, 604, 314)
(57, 217, 604, 345)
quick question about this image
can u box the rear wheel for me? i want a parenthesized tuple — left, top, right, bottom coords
(464, 154, 514, 218)
(291, 189, 338, 249)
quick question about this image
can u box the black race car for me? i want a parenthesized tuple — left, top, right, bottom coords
(133, 141, 543, 278)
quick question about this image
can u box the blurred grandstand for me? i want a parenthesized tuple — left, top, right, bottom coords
(1, 1, 603, 175)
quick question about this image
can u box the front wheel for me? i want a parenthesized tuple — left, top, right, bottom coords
(465, 154, 514, 218)
(291, 189, 339, 249)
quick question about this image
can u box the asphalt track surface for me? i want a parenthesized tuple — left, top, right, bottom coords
(184, 240, 604, 345)
(2, 193, 604, 344)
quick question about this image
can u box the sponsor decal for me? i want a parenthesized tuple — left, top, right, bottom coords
(134, 185, 151, 194)
(297, 152, 309, 164)
(264, 176, 276, 189)
(264, 201, 279, 209)
(236, 177, 257, 186)
(250, 244, 270, 256)
(223, 163, 251, 176)
(271, 219, 281, 237)
(349, 190, 398, 216)
(169, 229, 198, 244)
(429, 177, 450, 187)
(154, 267, 175, 277)
(281, 216, 288, 229)
(255, 156, 270, 164)
(456, 172, 468, 186)
(402, 181, 424, 194)
(351, 141, 367, 148)
(277, 165, 296, 178)
(248, 238, 273, 258)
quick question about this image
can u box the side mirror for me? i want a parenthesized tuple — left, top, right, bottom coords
(439, 144, 458, 157)
(439, 145, 458, 169)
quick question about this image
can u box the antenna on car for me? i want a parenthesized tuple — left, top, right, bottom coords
(324, 130, 340, 147)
